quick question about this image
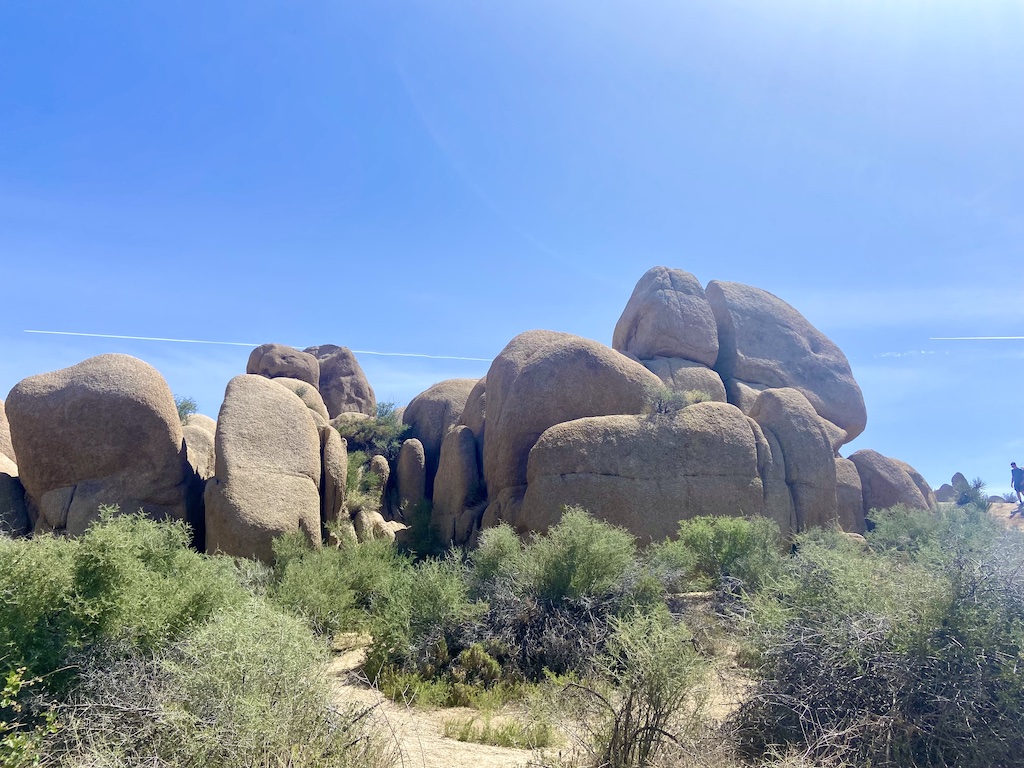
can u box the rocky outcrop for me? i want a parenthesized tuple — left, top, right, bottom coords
(519, 402, 765, 541)
(459, 377, 487, 442)
(613, 266, 719, 366)
(304, 345, 375, 417)
(433, 426, 484, 545)
(205, 375, 321, 562)
(0, 399, 15, 464)
(271, 377, 330, 424)
(748, 388, 837, 531)
(935, 483, 955, 503)
(396, 438, 427, 513)
(185, 413, 217, 434)
(483, 331, 663, 513)
(641, 357, 727, 402)
(5, 354, 197, 537)
(835, 457, 866, 534)
(893, 459, 937, 509)
(182, 425, 215, 481)
(247, 343, 320, 388)
(848, 449, 932, 518)
(403, 379, 478, 498)
(706, 280, 867, 447)
(319, 426, 348, 530)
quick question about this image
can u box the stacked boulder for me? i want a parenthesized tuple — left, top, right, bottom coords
(424, 266, 934, 546)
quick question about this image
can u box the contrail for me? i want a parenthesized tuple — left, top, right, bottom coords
(930, 336, 1024, 340)
(23, 330, 493, 362)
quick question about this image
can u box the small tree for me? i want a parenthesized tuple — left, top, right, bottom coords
(174, 395, 198, 426)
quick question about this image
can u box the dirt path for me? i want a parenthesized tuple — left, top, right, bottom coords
(327, 647, 547, 768)
(989, 501, 1024, 529)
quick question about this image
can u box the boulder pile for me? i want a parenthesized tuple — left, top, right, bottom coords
(0, 267, 937, 558)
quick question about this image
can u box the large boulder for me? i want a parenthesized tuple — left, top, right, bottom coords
(185, 413, 217, 434)
(519, 402, 766, 541)
(247, 344, 320, 388)
(205, 375, 322, 561)
(0, 399, 15, 464)
(835, 457, 866, 534)
(706, 280, 867, 445)
(893, 459, 937, 509)
(304, 345, 376, 417)
(5, 354, 197, 537)
(641, 358, 727, 402)
(396, 438, 427, 513)
(848, 449, 931, 518)
(0, 458, 29, 537)
(182, 425, 215, 481)
(403, 379, 478, 498)
(459, 377, 487, 442)
(271, 377, 330, 424)
(748, 388, 837, 530)
(935, 483, 955, 503)
(483, 331, 663, 504)
(319, 426, 348, 530)
(432, 425, 484, 545)
(612, 266, 719, 366)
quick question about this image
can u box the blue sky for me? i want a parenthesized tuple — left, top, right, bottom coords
(1, 1, 1022, 491)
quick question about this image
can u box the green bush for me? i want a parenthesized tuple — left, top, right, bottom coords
(174, 394, 198, 425)
(649, 515, 783, 592)
(336, 402, 408, 462)
(867, 502, 998, 563)
(468, 523, 523, 594)
(0, 510, 247, 688)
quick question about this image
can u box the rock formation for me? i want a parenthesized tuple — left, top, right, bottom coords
(304, 345, 376, 417)
(848, 449, 932, 518)
(247, 343, 320, 388)
(403, 378, 477, 498)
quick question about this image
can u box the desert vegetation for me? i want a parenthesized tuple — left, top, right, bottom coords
(2, 490, 1021, 767)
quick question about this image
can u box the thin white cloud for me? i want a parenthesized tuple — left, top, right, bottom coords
(23, 330, 493, 362)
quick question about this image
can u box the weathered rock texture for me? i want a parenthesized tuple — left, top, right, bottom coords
(5, 354, 197, 537)
(271, 377, 330, 423)
(641, 358, 727, 402)
(613, 266, 720, 366)
(519, 402, 765, 541)
(319, 426, 348, 530)
(205, 375, 321, 562)
(0, 399, 15, 464)
(706, 280, 867, 447)
(748, 388, 837, 531)
(185, 413, 217, 434)
(396, 438, 427, 512)
(432, 425, 484, 545)
(304, 345, 376, 417)
(247, 344, 320, 388)
(835, 457, 866, 534)
(848, 449, 932, 518)
(403, 378, 477, 498)
(482, 331, 663, 520)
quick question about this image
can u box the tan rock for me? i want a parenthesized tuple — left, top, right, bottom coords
(519, 402, 765, 541)
(642, 358, 727, 402)
(247, 343, 319, 388)
(951, 472, 969, 491)
(396, 438, 426, 513)
(749, 419, 797, 538)
(182, 425, 215, 481)
(835, 457, 866, 534)
(186, 413, 217, 434)
(748, 388, 837, 531)
(459, 377, 487, 441)
(433, 425, 483, 545)
(5, 354, 195, 537)
(893, 459, 937, 509)
(403, 379, 478, 497)
(271, 377, 330, 421)
(319, 427, 348, 530)
(354, 509, 401, 542)
(304, 345, 376, 417)
(612, 266, 719, 366)
(369, 454, 391, 489)
(205, 375, 321, 561)
(848, 449, 930, 517)
(0, 399, 15, 463)
(935, 483, 955, 503)
(707, 281, 867, 445)
(483, 331, 663, 501)
(330, 412, 370, 432)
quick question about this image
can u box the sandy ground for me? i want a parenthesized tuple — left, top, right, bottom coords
(328, 645, 550, 768)
(989, 501, 1024, 528)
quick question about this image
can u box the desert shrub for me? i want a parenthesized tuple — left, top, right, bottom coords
(955, 476, 990, 510)
(272, 534, 412, 636)
(399, 499, 445, 558)
(735, 519, 1024, 768)
(47, 604, 395, 768)
(644, 385, 714, 415)
(174, 394, 198, 425)
(468, 523, 524, 594)
(567, 610, 708, 768)
(868, 502, 1000, 564)
(0, 510, 247, 689)
(1, 665, 57, 768)
(649, 515, 784, 593)
(335, 402, 408, 463)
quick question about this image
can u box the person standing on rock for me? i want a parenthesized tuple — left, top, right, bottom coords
(1012, 462, 1024, 508)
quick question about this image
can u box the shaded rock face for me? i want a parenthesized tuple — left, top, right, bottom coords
(247, 344, 320, 389)
(5, 354, 197, 537)
(205, 375, 321, 562)
(748, 388, 837, 531)
(0, 399, 15, 464)
(403, 379, 478, 498)
(706, 280, 867, 447)
(849, 449, 932, 518)
(304, 345, 376, 417)
(612, 266, 719, 366)
(482, 331, 663, 509)
(432, 425, 484, 546)
(319, 427, 347, 531)
(396, 438, 427, 513)
(935, 483, 955, 503)
(835, 457, 866, 534)
(0, 460, 29, 537)
(519, 403, 765, 541)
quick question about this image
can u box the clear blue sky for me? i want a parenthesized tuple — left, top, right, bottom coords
(2, 1, 1022, 491)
